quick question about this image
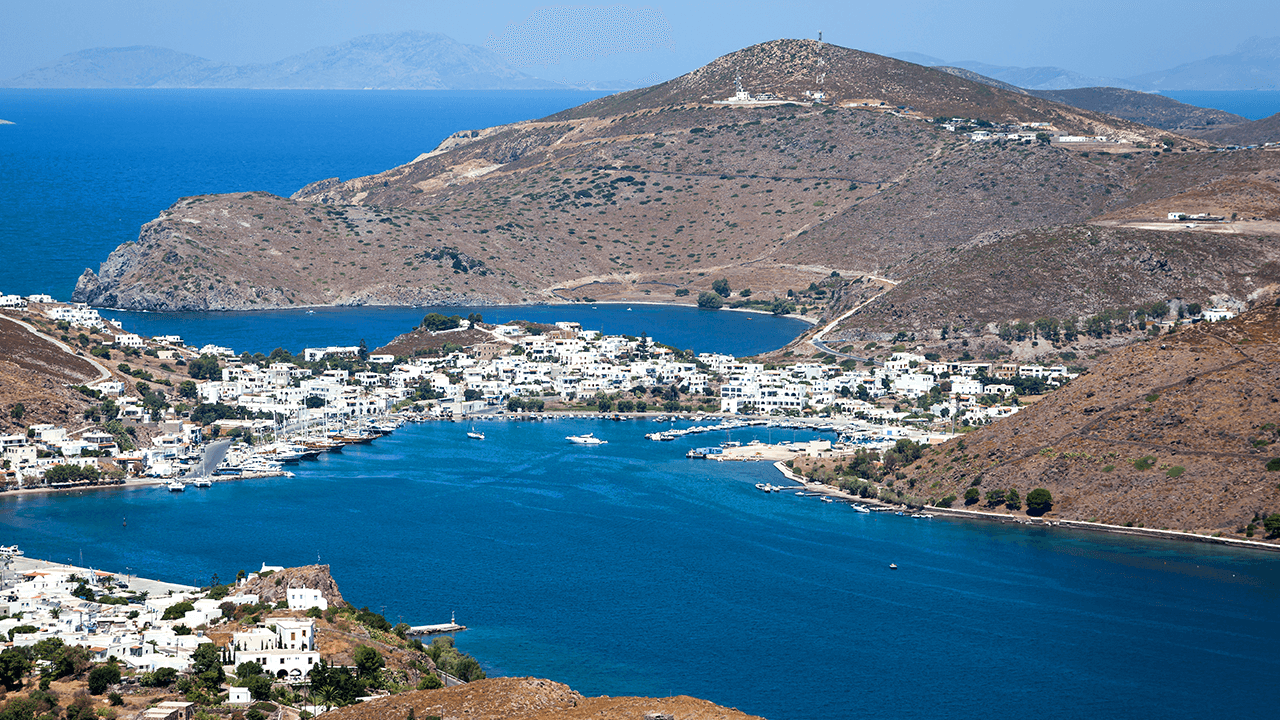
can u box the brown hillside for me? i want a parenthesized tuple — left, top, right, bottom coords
(1190, 111, 1280, 146)
(892, 304, 1280, 538)
(375, 325, 499, 358)
(72, 39, 1279, 338)
(824, 224, 1280, 338)
(321, 676, 764, 720)
(550, 40, 1163, 142)
(0, 313, 103, 433)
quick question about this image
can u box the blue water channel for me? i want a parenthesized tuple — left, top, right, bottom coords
(2, 418, 1277, 720)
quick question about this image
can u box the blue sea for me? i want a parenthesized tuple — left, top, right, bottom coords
(0, 89, 608, 299)
(2, 89, 1280, 719)
(1162, 90, 1280, 121)
(4, 419, 1278, 720)
(101, 304, 810, 359)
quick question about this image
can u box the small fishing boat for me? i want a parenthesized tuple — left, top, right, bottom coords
(889, 563, 898, 570)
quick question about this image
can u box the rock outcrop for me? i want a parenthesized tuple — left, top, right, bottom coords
(235, 564, 346, 607)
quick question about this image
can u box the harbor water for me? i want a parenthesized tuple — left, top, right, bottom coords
(2, 418, 1277, 720)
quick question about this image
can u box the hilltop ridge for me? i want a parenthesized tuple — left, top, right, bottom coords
(73, 39, 1279, 352)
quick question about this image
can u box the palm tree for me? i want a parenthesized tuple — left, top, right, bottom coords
(317, 683, 339, 711)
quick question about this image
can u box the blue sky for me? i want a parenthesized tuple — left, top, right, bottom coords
(3, 0, 1276, 83)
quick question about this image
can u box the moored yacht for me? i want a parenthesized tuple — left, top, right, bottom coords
(566, 433, 607, 445)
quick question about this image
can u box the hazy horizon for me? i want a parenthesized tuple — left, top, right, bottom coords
(4, 1, 1277, 87)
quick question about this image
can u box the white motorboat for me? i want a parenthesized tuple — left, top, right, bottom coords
(852, 504, 871, 513)
(467, 431, 485, 440)
(166, 481, 185, 492)
(566, 433, 607, 445)
(192, 478, 213, 488)
(0, 545, 23, 557)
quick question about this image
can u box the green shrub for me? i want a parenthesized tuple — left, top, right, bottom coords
(935, 494, 956, 508)
(416, 673, 443, 690)
(964, 487, 980, 505)
(1166, 466, 1185, 478)
(1133, 456, 1156, 471)
(1265, 514, 1280, 539)
(1005, 489, 1022, 510)
(1026, 488, 1053, 515)
(1266, 458, 1280, 472)
(88, 663, 121, 694)
(162, 600, 194, 620)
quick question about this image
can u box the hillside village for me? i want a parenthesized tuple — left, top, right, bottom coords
(0, 557, 485, 719)
(0, 293, 1247, 493)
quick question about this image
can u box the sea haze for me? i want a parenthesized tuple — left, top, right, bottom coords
(3, 418, 1278, 720)
(0, 89, 607, 299)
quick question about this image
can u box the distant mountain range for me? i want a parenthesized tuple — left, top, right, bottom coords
(2, 32, 568, 90)
(892, 36, 1280, 91)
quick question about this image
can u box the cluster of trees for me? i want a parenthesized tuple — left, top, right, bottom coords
(962, 485, 1052, 514)
(420, 312, 477, 332)
(0, 638, 99, 695)
(187, 354, 222, 380)
(233, 661, 275, 701)
(506, 397, 547, 412)
(188, 402, 273, 426)
(995, 301, 1198, 346)
(422, 636, 486, 683)
(42, 464, 102, 485)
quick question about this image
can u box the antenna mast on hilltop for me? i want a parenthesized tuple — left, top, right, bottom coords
(818, 31, 822, 42)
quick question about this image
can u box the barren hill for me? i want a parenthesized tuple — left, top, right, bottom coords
(1194, 111, 1280, 147)
(0, 312, 103, 433)
(321, 676, 764, 720)
(823, 224, 1280, 339)
(897, 304, 1280, 537)
(73, 39, 1280, 340)
(1028, 87, 1247, 133)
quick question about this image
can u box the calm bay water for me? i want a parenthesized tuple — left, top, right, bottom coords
(3, 418, 1278, 720)
(101, 304, 810, 358)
